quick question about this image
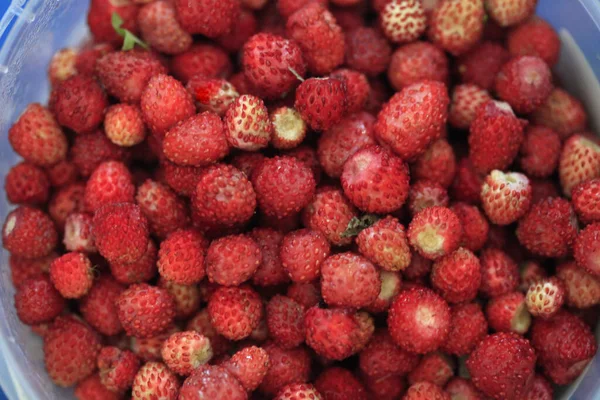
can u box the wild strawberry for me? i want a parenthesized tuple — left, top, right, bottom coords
(286, 3, 345, 75)
(375, 80, 449, 161)
(408, 181, 449, 216)
(230, 152, 266, 179)
(43, 316, 101, 387)
(388, 287, 451, 354)
(507, 17, 560, 66)
(430, 0, 485, 55)
(481, 170, 532, 225)
(116, 283, 175, 339)
(75, 374, 121, 400)
(4, 162, 50, 205)
(356, 216, 411, 272)
(270, 107, 307, 150)
(275, 383, 323, 400)
(47, 182, 85, 229)
(253, 156, 316, 219)
(450, 202, 489, 251)
(84, 161, 135, 213)
(140, 74, 196, 137)
(345, 27, 392, 77)
(404, 381, 451, 400)
(46, 159, 79, 187)
(285, 145, 322, 184)
(485, 0, 537, 26)
(516, 197, 578, 257)
(519, 375, 553, 400)
(519, 125, 562, 178)
(321, 252, 380, 308)
(305, 306, 374, 360)
(445, 378, 483, 400)
(295, 77, 347, 132)
(315, 367, 368, 400)
(161, 331, 213, 376)
(208, 285, 263, 341)
(525, 277, 565, 319)
(431, 247, 481, 303)
(110, 240, 158, 285)
(170, 43, 233, 83)
(175, 0, 239, 37)
(75, 42, 114, 77)
(531, 88, 588, 139)
(242, 33, 306, 100)
(105, 105, 147, 150)
(186, 79, 238, 118)
(557, 261, 600, 308)
(15, 275, 65, 325)
(259, 343, 311, 396)
(223, 95, 272, 151)
(182, 365, 249, 399)
(80, 275, 125, 336)
(303, 188, 359, 246)
(329, 69, 369, 115)
(158, 229, 207, 285)
(206, 234, 261, 286)
(250, 227, 289, 287)
(160, 159, 201, 197)
(559, 133, 600, 197)
(479, 248, 519, 297)
(87, 0, 139, 45)
(486, 291, 531, 335)
(9, 253, 55, 289)
(138, 1, 192, 55)
(132, 362, 180, 400)
(266, 295, 305, 349)
(408, 206, 462, 261)
(70, 130, 130, 177)
(364, 374, 406, 400)
(441, 302, 487, 356)
(495, 56, 553, 114)
(575, 223, 600, 276)
(48, 48, 77, 86)
(317, 112, 375, 178)
(467, 332, 536, 399)
(275, 0, 325, 18)
(98, 346, 140, 392)
(280, 229, 330, 283)
(131, 325, 180, 362)
(3, 206, 57, 259)
(408, 352, 455, 387)
(572, 178, 600, 224)
(359, 329, 420, 379)
(413, 139, 457, 189)
(49, 252, 94, 299)
(52, 75, 107, 135)
(388, 40, 449, 93)
(158, 278, 201, 319)
(451, 158, 483, 204)
(222, 346, 270, 392)
(286, 283, 320, 310)
(457, 41, 510, 90)
(448, 84, 491, 130)
(216, 7, 257, 52)
(93, 203, 149, 264)
(136, 179, 189, 238)
(380, 0, 427, 43)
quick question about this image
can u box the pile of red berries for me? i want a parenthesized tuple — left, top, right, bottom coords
(3, 0, 600, 399)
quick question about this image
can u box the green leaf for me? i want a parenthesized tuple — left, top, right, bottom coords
(340, 214, 380, 238)
(112, 12, 149, 51)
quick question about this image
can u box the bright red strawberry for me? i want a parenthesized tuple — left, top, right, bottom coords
(531, 88, 588, 139)
(451, 158, 483, 204)
(525, 277, 565, 319)
(140, 74, 196, 137)
(516, 197, 578, 257)
(75, 374, 121, 400)
(302, 188, 358, 246)
(408, 180, 449, 216)
(51, 75, 107, 134)
(132, 362, 180, 400)
(242, 33, 306, 99)
(97, 346, 140, 392)
(170, 43, 232, 83)
(559, 133, 600, 197)
(191, 164, 256, 228)
(479, 248, 519, 297)
(158, 229, 206, 285)
(486, 291, 531, 335)
(267, 295, 305, 349)
(359, 329, 420, 379)
(131, 325, 180, 362)
(286, 145, 323, 184)
(286, 3, 345, 75)
(110, 240, 158, 285)
(574, 223, 600, 276)
(259, 343, 311, 396)
(3, 206, 57, 259)
(445, 378, 483, 400)
(71, 130, 130, 177)
(104, 104, 147, 147)
(250, 227, 289, 287)
(356, 216, 411, 272)
(187, 77, 239, 116)
(208, 285, 263, 341)
(280, 229, 330, 283)
(481, 170, 532, 225)
(87, 0, 139, 45)
(321, 252, 381, 308)
(138, 0, 192, 55)
(222, 346, 270, 392)
(450, 202, 489, 251)
(181, 365, 247, 399)
(49, 252, 93, 299)
(136, 179, 189, 238)
(408, 352, 455, 387)
(315, 367, 368, 400)
(161, 331, 213, 376)
(413, 140, 457, 189)
(519, 125, 561, 178)
(457, 41, 510, 90)
(305, 306, 374, 360)
(485, 0, 537, 26)
(330, 69, 370, 114)
(84, 161, 135, 213)
(48, 182, 85, 228)
(380, 0, 427, 43)
(404, 381, 450, 400)
(161, 159, 202, 197)
(388, 40, 449, 92)
(224, 94, 272, 151)
(388, 287, 451, 354)
(80, 275, 125, 336)
(9, 253, 55, 289)
(295, 77, 347, 132)
(448, 84, 491, 130)
(270, 107, 307, 150)
(43, 316, 101, 387)
(467, 332, 536, 399)
(206, 234, 261, 286)
(4, 162, 50, 205)
(46, 159, 79, 188)
(375, 80, 449, 161)
(572, 178, 600, 224)
(556, 261, 600, 309)
(429, 0, 485, 55)
(441, 302, 487, 355)
(345, 27, 392, 77)
(408, 206, 462, 261)
(507, 17, 560, 66)
(116, 283, 175, 338)
(253, 156, 316, 219)
(431, 247, 481, 303)
(216, 7, 257, 52)
(15, 275, 65, 325)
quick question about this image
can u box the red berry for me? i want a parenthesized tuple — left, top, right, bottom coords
(526, 277, 566, 319)
(295, 77, 347, 131)
(403, 381, 451, 400)
(84, 160, 135, 213)
(15, 275, 65, 325)
(4, 162, 50, 205)
(572, 178, 600, 224)
(158, 229, 207, 285)
(174, 0, 239, 37)
(71, 130, 130, 177)
(131, 362, 180, 400)
(51, 75, 107, 134)
(98, 346, 141, 392)
(80, 275, 125, 336)
(481, 170, 532, 225)
(408, 180, 449, 216)
(302, 188, 358, 246)
(359, 329, 420, 379)
(408, 206, 462, 261)
(445, 378, 484, 400)
(458, 41, 510, 90)
(170, 43, 232, 83)
(559, 133, 600, 197)
(330, 69, 370, 114)
(380, 0, 427, 43)
(138, 0, 192, 55)
(574, 223, 600, 276)
(224, 94, 272, 151)
(531, 88, 588, 139)
(479, 248, 519, 297)
(259, 343, 311, 396)
(486, 291, 532, 335)
(451, 158, 483, 204)
(206, 234, 261, 286)
(519, 125, 561, 178)
(110, 240, 158, 285)
(208, 285, 263, 341)
(356, 216, 411, 272)
(267, 295, 305, 349)
(441, 302, 488, 356)
(408, 352, 455, 387)
(450, 202, 489, 252)
(315, 367, 368, 400)
(48, 48, 77, 86)
(448, 84, 492, 130)
(161, 331, 213, 376)
(287, 282, 321, 309)
(9, 253, 55, 289)
(3, 206, 57, 259)
(485, 0, 537, 27)
(429, 0, 484, 55)
(412, 139, 457, 188)
(251, 227, 289, 287)
(270, 107, 307, 150)
(75, 374, 121, 400)
(280, 229, 330, 283)
(49, 252, 94, 299)
(222, 346, 271, 392)
(345, 27, 391, 77)
(87, 0, 139, 45)
(431, 247, 481, 303)
(275, 383, 323, 400)
(507, 17, 560, 66)
(116, 283, 176, 338)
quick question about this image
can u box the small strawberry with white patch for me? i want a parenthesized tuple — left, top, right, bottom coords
(481, 170, 532, 226)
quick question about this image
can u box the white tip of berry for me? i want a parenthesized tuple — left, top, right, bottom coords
(3, 214, 16, 237)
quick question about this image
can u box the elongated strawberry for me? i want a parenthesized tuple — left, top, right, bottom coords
(138, 0, 192, 55)
(224, 94, 272, 151)
(295, 77, 347, 132)
(356, 216, 411, 272)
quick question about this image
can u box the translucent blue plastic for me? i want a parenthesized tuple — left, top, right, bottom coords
(0, 0, 598, 399)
